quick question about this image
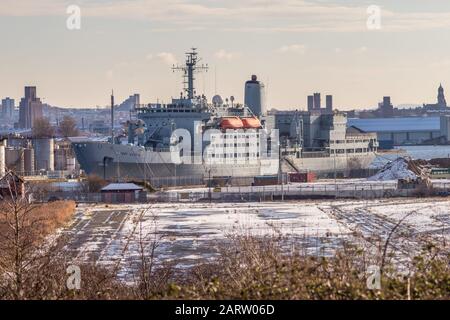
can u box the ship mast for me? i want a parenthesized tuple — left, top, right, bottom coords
(111, 90, 115, 144)
(172, 48, 208, 99)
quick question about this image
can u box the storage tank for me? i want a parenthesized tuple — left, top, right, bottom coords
(66, 157, 76, 172)
(54, 148, 66, 171)
(5, 148, 25, 173)
(33, 138, 55, 171)
(24, 148, 35, 174)
(244, 75, 266, 118)
(0, 142, 5, 176)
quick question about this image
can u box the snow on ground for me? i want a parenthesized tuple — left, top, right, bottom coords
(62, 199, 450, 279)
(368, 158, 418, 181)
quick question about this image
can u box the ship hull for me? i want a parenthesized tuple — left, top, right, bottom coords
(73, 141, 377, 184)
(290, 153, 376, 173)
(73, 141, 278, 182)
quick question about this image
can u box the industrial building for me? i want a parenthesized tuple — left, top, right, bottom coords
(307, 92, 333, 113)
(348, 117, 442, 148)
(0, 136, 77, 177)
(1, 98, 15, 119)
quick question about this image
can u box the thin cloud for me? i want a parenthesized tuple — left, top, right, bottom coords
(4, 1, 450, 33)
(278, 44, 306, 54)
(157, 52, 177, 66)
(106, 69, 114, 79)
(356, 46, 368, 54)
(215, 49, 240, 60)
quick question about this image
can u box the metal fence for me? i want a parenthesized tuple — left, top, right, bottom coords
(149, 175, 205, 188)
(31, 181, 450, 204)
(149, 181, 450, 203)
(32, 191, 102, 203)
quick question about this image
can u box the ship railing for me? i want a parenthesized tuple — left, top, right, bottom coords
(301, 151, 330, 158)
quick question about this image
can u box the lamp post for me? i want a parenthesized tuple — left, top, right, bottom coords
(208, 168, 212, 203)
(334, 150, 337, 198)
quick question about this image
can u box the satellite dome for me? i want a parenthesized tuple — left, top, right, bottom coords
(212, 95, 224, 105)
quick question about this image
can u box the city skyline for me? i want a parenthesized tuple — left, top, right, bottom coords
(2, 1, 450, 109)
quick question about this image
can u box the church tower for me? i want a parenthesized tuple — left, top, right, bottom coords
(438, 84, 447, 108)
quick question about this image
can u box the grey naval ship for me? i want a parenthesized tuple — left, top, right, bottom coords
(72, 49, 378, 184)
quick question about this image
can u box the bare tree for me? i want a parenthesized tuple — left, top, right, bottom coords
(59, 116, 79, 138)
(80, 174, 108, 193)
(0, 174, 40, 298)
(32, 117, 54, 138)
(0, 173, 74, 299)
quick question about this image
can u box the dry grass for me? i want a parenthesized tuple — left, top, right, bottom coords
(31, 201, 76, 236)
(0, 201, 76, 239)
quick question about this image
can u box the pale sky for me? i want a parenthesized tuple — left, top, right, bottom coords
(2, 0, 450, 110)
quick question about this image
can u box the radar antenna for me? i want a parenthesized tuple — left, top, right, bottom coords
(172, 48, 208, 99)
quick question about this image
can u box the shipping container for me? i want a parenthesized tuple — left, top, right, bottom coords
(288, 172, 316, 183)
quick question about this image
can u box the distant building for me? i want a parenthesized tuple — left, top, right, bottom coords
(89, 120, 110, 135)
(18, 86, 43, 129)
(424, 84, 448, 110)
(306, 92, 333, 114)
(117, 94, 140, 111)
(326, 95, 333, 111)
(1, 98, 15, 119)
(378, 96, 394, 118)
(313, 93, 321, 110)
(307, 95, 314, 111)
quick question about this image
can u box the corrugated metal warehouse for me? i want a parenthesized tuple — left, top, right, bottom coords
(348, 117, 443, 147)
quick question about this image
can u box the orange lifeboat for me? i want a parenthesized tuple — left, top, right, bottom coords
(241, 117, 262, 129)
(220, 117, 244, 129)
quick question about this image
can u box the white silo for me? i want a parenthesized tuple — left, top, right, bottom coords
(0, 141, 5, 177)
(244, 75, 267, 118)
(66, 157, 76, 172)
(24, 148, 35, 174)
(33, 138, 55, 171)
(5, 148, 25, 173)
